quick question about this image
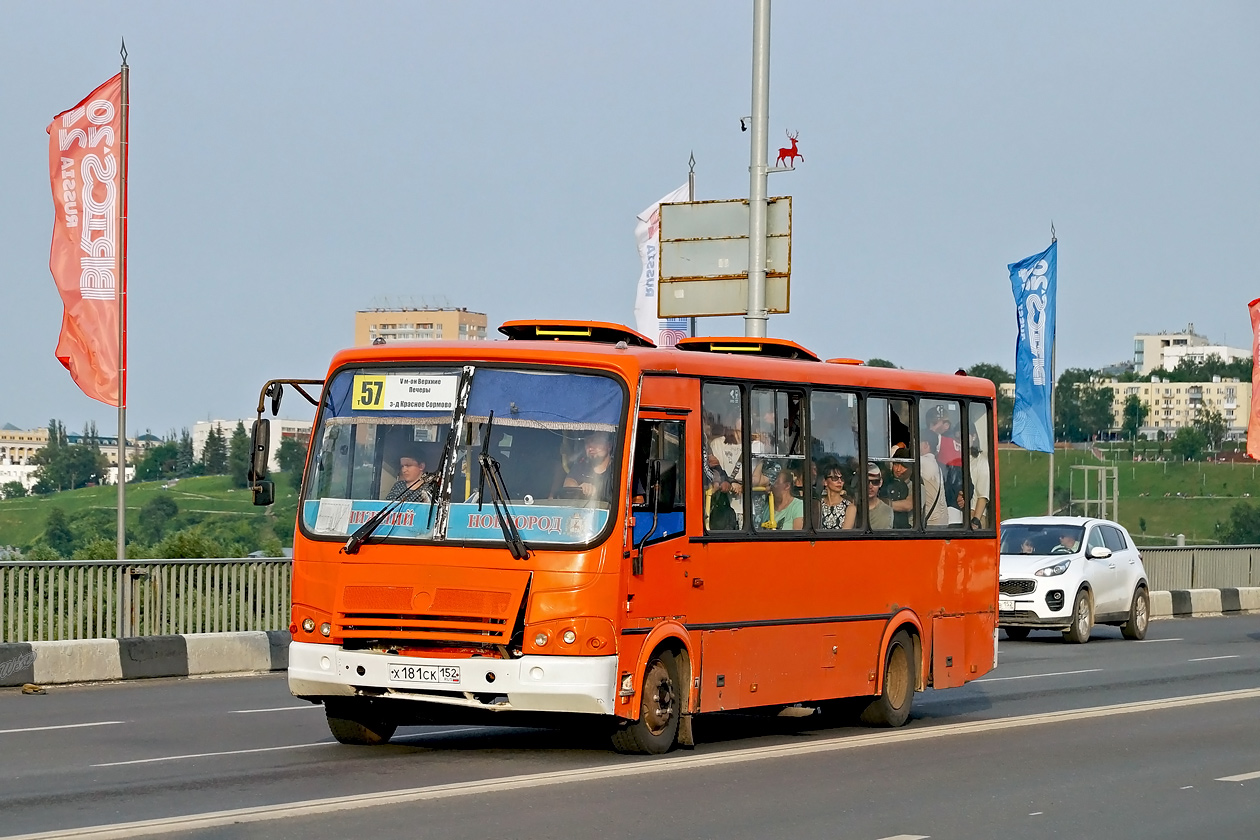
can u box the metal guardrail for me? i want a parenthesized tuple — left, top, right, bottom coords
(1, 558, 291, 643)
(1139, 546, 1260, 592)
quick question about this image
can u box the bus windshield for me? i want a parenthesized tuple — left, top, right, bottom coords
(301, 365, 626, 547)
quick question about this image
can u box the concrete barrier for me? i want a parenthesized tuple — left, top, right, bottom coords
(6, 588, 1260, 688)
(0, 630, 290, 688)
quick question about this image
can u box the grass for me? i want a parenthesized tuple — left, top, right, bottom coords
(0, 475, 300, 550)
(998, 446, 1259, 544)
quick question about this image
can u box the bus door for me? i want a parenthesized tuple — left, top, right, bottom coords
(625, 412, 695, 626)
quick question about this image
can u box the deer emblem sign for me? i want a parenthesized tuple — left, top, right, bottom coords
(776, 130, 803, 168)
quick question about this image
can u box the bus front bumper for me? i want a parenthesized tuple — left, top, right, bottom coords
(288, 641, 618, 715)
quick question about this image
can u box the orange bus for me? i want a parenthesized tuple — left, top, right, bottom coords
(249, 320, 999, 754)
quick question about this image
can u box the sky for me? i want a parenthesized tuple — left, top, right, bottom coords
(2, 1, 1257, 436)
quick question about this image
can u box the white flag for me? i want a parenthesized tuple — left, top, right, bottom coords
(633, 184, 691, 346)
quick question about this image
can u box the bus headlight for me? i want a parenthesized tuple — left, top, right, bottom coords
(534, 632, 550, 647)
(302, 618, 315, 633)
(320, 622, 332, 636)
(561, 629, 577, 645)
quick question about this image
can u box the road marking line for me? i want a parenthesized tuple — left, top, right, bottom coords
(12, 686, 1260, 840)
(1187, 655, 1240, 662)
(1136, 638, 1182, 643)
(0, 721, 123, 735)
(230, 706, 320, 714)
(876, 835, 929, 839)
(1028, 812, 1043, 816)
(1217, 770, 1260, 782)
(90, 742, 331, 767)
(974, 668, 1101, 683)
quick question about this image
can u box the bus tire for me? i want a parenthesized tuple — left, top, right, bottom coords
(325, 700, 397, 746)
(611, 650, 680, 754)
(860, 630, 915, 728)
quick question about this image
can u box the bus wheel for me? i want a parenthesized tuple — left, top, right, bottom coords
(611, 651, 680, 754)
(325, 700, 397, 746)
(860, 630, 915, 728)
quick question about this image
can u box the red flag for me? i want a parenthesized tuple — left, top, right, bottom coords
(1248, 298, 1260, 460)
(47, 73, 126, 407)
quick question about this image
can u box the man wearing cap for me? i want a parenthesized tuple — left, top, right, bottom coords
(880, 447, 915, 529)
(866, 463, 893, 529)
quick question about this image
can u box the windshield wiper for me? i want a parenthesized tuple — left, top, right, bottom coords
(477, 411, 530, 560)
(341, 471, 438, 555)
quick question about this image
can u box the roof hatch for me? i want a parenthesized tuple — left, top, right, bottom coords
(674, 336, 819, 361)
(498, 320, 656, 348)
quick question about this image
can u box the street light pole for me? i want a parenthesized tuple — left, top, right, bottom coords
(744, 0, 771, 338)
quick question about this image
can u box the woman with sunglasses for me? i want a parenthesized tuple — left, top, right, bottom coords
(817, 457, 857, 530)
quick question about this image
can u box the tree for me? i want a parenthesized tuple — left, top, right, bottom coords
(134, 440, 180, 482)
(138, 494, 179, 544)
(1169, 425, 1207, 461)
(967, 363, 1014, 441)
(43, 508, 76, 556)
(1122, 394, 1149, 441)
(1157, 354, 1252, 383)
(275, 435, 307, 489)
(1, 481, 26, 499)
(177, 428, 197, 477)
(228, 422, 251, 488)
(1194, 408, 1227, 454)
(202, 425, 228, 475)
(866, 358, 897, 368)
(1218, 501, 1260, 545)
(1054, 369, 1114, 442)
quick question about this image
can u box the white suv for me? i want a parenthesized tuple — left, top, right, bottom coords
(998, 516, 1150, 643)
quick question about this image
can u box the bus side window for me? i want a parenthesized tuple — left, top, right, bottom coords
(966, 402, 993, 530)
(702, 384, 744, 532)
(810, 390, 861, 532)
(867, 397, 916, 530)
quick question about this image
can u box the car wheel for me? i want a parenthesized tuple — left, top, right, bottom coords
(1063, 589, 1093, 644)
(1121, 587, 1150, 640)
(1003, 627, 1031, 641)
(860, 630, 915, 727)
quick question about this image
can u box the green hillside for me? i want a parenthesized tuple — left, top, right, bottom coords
(998, 446, 1259, 544)
(0, 475, 300, 555)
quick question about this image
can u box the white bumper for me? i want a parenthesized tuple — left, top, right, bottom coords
(288, 641, 617, 715)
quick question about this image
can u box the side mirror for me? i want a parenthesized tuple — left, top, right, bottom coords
(252, 479, 275, 507)
(248, 418, 271, 483)
(265, 383, 284, 416)
(1087, 545, 1112, 560)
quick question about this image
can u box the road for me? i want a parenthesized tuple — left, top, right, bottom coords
(2, 616, 1259, 840)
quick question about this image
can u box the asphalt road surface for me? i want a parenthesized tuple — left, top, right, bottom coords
(3, 616, 1259, 840)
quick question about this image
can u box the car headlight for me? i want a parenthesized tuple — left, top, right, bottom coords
(1035, 558, 1072, 577)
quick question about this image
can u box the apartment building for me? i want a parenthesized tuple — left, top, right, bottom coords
(354, 306, 488, 346)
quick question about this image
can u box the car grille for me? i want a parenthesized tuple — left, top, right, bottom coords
(1000, 579, 1036, 596)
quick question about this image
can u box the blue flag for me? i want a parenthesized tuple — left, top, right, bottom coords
(1008, 242, 1057, 452)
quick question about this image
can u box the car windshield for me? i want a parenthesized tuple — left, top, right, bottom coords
(1000, 523, 1086, 556)
(301, 365, 626, 547)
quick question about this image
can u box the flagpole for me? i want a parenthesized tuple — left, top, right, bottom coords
(1046, 224, 1057, 516)
(688, 152, 696, 339)
(117, 41, 129, 564)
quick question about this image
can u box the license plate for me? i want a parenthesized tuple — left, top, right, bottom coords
(388, 663, 461, 685)
(999, 599, 1016, 611)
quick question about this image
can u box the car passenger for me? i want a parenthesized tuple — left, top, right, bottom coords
(1051, 533, 1079, 554)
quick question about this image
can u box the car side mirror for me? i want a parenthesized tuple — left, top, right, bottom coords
(248, 418, 271, 483)
(1087, 546, 1112, 560)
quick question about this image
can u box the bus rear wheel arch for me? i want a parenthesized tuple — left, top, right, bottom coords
(611, 648, 683, 754)
(860, 628, 917, 728)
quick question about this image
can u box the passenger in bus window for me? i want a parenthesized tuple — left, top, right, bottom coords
(881, 447, 914, 528)
(768, 463, 803, 531)
(564, 431, 614, 503)
(867, 464, 893, 529)
(385, 447, 430, 502)
(920, 433, 950, 528)
(817, 457, 857, 530)
(968, 427, 991, 528)
(929, 405, 964, 509)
